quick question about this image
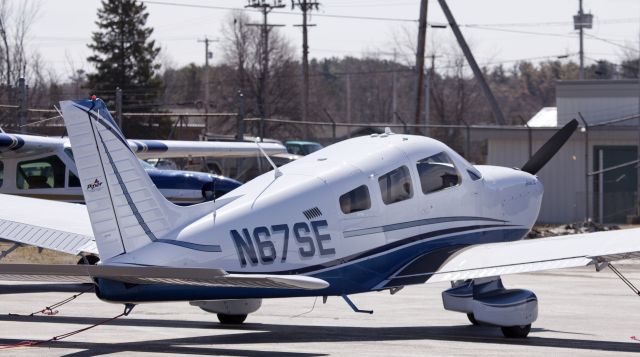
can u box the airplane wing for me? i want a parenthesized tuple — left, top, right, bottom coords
(0, 133, 62, 158)
(0, 134, 285, 160)
(427, 228, 640, 283)
(0, 264, 329, 290)
(0, 194, 96, 255)
(128, 139, 286, 159)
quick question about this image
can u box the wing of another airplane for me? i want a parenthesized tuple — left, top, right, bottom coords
(0, 133, 285, 160)
(427, 228, 640, 283)
(0, 194, 96, 255)
(0, 264, 329, 290)
(0, 133, 62, 158)
(128, 139, 286, 159)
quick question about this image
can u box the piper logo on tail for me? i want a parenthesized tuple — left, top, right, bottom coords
(87, 178, 103, 192)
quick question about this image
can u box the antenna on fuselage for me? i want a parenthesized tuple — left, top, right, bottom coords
(54, 105, 66, 138)
(211, 176, 217, 224)
(255, 137, 282, 179)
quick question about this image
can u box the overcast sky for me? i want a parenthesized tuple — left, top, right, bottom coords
(30, 0, 640, 79)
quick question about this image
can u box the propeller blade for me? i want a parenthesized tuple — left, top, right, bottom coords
(521, 118, 579, 175)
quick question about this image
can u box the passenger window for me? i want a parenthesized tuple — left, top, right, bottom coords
(340, 185, 371, 214)
(416, 152, 461, 194)
(17, 155, 66, 189)
(378, 166, 413, 205)
(0, 161, 3, 187)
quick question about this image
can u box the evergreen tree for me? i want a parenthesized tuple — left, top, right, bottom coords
(86, 0, 164, 137)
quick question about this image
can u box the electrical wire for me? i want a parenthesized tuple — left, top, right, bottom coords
(142, 0, 418, 23)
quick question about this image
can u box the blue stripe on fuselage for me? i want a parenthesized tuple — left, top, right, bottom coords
(96, 227, 528, 303)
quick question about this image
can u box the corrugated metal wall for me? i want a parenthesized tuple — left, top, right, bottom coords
(487, 129, 637, 223)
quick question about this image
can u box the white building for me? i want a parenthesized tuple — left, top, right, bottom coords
(486, 80, 640, 224)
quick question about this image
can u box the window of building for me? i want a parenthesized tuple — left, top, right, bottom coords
(416, 152, 461, 194)
(340, 185, 371, 214)
(17, 155, 66, 189)
(378, 166, 413, 205)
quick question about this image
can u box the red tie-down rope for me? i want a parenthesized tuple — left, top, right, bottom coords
(8, 285, 95, 317)
(0, 304, 135, 350)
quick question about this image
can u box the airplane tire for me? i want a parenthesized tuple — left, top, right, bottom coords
(217, 313, 247, 325)
(501, 324, 531, 338)
(77, 255, 100, 265)
(467, 313, 480, 326)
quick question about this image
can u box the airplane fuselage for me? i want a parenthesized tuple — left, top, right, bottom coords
(100, 133, 543, 302)
(0, 141, 240, 205)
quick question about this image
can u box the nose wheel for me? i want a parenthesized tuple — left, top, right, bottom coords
(501, 324, 531, 338)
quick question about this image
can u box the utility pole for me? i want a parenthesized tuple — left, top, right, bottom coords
(636, 11, 640, 219)
(292, 0, 319, 137)
(424, 54, 436, 137)
(246, 0, 285, 141)
(573, 0, 593, 80)
(392, 49, 398, 122)
(438, 0, 506, 125)
(414, 0, 429, 135)
(198, 37, 217, 135)
(346, 74, 352, 138)
(115, 87, 123, 128)
(17, 77, 27, 133)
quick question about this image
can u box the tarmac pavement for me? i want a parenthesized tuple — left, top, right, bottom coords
(0, 264, 639, 356)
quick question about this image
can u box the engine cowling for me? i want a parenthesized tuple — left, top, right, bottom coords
(442, 277, 537, 328)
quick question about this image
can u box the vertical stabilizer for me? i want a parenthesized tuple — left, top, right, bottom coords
(60, 99, 214, 261)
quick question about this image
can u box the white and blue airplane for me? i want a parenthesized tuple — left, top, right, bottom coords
(0, 98, 639, 338)
(0, 131, 284, 205)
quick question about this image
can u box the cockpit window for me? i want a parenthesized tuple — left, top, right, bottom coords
(17, 155, 66, 189)
(340, 185, 371, 214)
(378, 166, 413, 205)
(416, 152, 461, 194)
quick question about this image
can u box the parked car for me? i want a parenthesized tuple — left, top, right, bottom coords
(283, 140, 323, 156)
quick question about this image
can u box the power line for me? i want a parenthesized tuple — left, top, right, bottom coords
(464, 25, 577, 39)
(142, 0, 418, 22)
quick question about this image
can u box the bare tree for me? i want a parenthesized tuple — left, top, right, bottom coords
(221, 11, 300, 138)
(0, 0, 38, 92)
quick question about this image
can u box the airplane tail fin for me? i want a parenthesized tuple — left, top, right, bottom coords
(60, 99, 212, 261)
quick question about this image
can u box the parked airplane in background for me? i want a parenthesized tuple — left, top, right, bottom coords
(0, 131, 285, 204)
(0, 98, 639, 339)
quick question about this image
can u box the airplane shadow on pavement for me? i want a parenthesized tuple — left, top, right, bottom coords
(0, 314, 637, 356)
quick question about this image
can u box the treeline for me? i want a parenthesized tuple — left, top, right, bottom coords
(2, 1, 639, 146)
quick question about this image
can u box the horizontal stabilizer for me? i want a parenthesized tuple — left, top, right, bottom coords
(0, 264, 330, 290)
(428, 228, 640, 283)
(0, 194, 96, 255)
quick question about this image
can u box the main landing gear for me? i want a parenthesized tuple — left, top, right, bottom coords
(442, 277, 537, 338)
(217, 313, 248, 325)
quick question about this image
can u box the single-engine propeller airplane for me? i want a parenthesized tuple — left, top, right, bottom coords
(0, 98, 639, 338)
(0, 130, 284, 205)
